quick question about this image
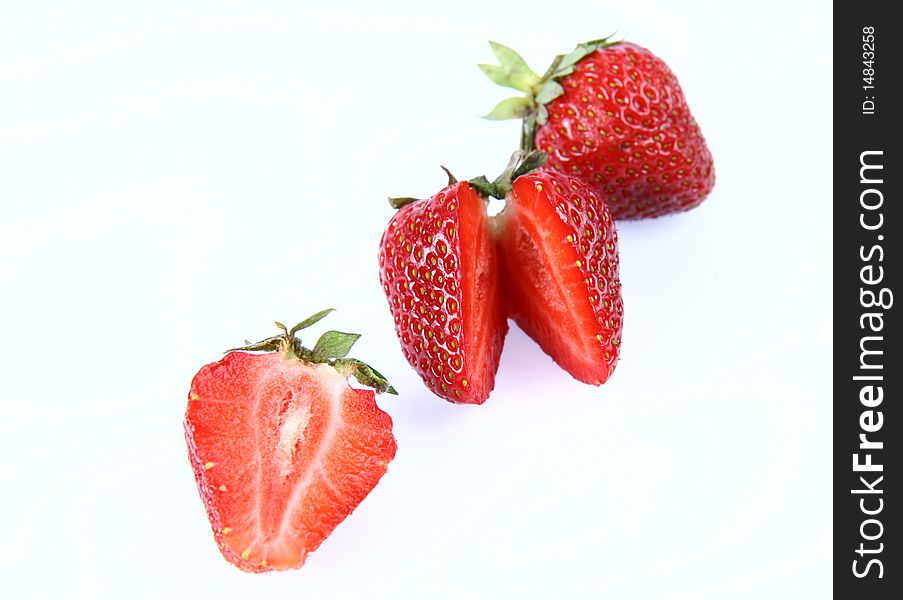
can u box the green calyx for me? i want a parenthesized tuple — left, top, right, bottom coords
(467, 149, 547, 199)
(229, 309, 397, 395)
(386, 150, 546, 208)
(387, 166, 458, 209)
(479, 36, 620, 151)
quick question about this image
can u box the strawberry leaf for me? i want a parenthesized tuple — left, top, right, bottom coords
(439, 165, 457, 185)
(513, 150, 548, 179)
(312, 330, 361, 360)
(228, 335, 284, 353)
(483, 96, 532, 121)
(478, 64, 517, 89)
(535, 104, 549, 126)
(390, 166, 458, 210)
(290, 308, 335, 335)
(388, 196, 422, 209)
(467, 175, 498, 198)
(480, 41, 541, 93)
(557, 47, 589, 74)
(534, 80, 564, 105)
(554, 35, 620, 78)
(334, 358, 397, 395)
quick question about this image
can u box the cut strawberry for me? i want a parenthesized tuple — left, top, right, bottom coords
(184, 312, 397, 572)
(379, 179, 507, 404)
(497, 169, 623, 384)
(380, 152, 623, 401)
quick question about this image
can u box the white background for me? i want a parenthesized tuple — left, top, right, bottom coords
(0, 1, 831, 598)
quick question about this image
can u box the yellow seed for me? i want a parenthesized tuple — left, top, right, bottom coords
(596, 334, 603, 342)
(241, 550, 250, 560)
(189, 392, 199, 401)
(534, 183, 543, 192)
(218, 485, 227, 492)
(261, 560, 268, 567)
(575, 260, 583, 267)
(222, 527, 232, 535)
(204, 461, 215, 470)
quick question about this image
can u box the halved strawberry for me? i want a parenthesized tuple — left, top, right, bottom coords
(496, 167, 623, 384)
(378, 178, 507, 404)
(184, 311, 397, 572)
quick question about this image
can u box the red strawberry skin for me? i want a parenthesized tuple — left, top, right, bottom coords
(498, 169, 623, 384)
(184, 352, 396, 572)
(378, 182, 507, 404)
(535, 42, 714, 219)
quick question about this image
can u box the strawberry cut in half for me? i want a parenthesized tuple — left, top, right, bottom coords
(378, 176, 507, 404)
(184, 310, 397, 572)
(481, 38, 715, 220)
(380, 152, 623, 400)
(496, 168, 624, 384)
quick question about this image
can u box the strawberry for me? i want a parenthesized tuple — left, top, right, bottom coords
(380, 152, 623, 397)
(184, 310, 397, 572)
(378, 172, 507, 404)
(495, 167, 623, 384)
(481, 39, 715, 219)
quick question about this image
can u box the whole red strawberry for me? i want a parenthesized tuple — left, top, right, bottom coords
(481, 39, 715, 219)
(379, 153, 623, 399)
(378, 173, 508, 404)
(184, 310, 397, 572)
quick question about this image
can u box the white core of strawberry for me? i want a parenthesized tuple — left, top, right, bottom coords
(273, 364, 348, 546)
(275, 390, 313, 478)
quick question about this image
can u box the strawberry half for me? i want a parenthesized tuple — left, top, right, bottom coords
(378, 176, 507, 404)
(481, 39, 715, 219)
(380, 152, 623, 399)
(184, 310, 397, 572)
(496, 168, 623, 384)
